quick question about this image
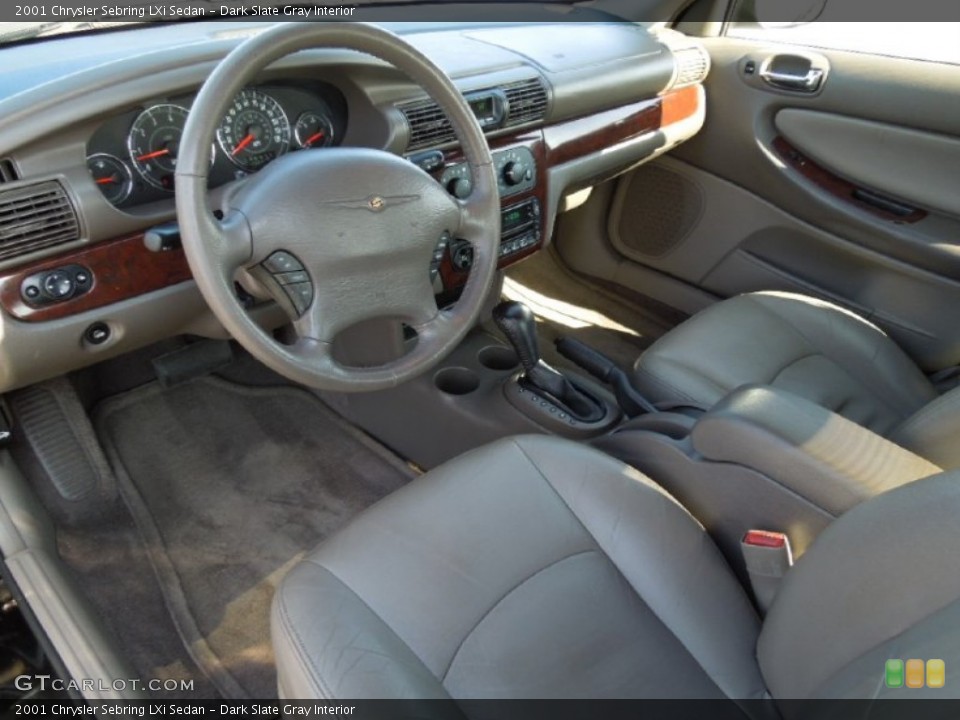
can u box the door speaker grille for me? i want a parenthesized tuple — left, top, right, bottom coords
(615, 165, 703, 258)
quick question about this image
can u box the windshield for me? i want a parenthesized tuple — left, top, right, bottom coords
(0, 21, 138, 45)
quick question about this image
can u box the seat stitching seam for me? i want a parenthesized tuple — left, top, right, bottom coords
(767, 351, 820, 386)
(440, 548, 600, 682)
(277, 580, 334, 699)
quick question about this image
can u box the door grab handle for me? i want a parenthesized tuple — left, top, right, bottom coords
(759, 67, 824, 92)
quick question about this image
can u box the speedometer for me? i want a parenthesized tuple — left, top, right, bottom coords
(217, 88, 291, 172)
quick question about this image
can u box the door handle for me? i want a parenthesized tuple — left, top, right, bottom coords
(759, 66, 824, 93)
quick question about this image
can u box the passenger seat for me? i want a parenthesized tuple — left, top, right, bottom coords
(632, 291, 960, 468)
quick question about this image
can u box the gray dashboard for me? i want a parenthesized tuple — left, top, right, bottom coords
(0, 19, 705, 392)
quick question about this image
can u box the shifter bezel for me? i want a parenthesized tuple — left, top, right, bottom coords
(504, 372, 621, 438)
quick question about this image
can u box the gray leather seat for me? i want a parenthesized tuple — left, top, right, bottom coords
(272, 434, 960, 699)
(634, 291, 960, 468)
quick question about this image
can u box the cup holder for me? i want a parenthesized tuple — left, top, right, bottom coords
(434, 367, 481, 396)
(478, 345, 520, 372)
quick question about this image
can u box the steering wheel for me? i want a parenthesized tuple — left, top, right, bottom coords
(175, 23, 499, 391)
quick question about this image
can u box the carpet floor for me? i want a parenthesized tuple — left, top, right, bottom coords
(93, 376, 415, 698)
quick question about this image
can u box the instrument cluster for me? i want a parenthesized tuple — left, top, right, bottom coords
(85, 81, 346, 209)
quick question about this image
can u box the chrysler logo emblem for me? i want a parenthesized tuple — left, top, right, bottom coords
(318, 194, 421, 212)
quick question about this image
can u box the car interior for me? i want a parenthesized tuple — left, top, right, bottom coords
(0, 5, 959, 705)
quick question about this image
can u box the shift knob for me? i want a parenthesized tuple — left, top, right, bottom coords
(492, 301, 540, 372)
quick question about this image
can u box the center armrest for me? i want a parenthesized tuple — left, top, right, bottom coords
(691, 384, 942, 516)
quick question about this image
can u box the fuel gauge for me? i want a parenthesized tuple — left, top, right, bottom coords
(87, 153, 133, 206)
(293, 111, 334, 149)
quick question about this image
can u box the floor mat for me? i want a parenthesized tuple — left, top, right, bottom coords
(502, 248, 680, 375)
(94, 376, 415, 698)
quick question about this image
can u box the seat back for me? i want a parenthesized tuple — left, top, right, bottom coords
(891, 385, 960, 469)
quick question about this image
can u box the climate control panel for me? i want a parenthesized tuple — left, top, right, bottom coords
(439, 146, 537, 199)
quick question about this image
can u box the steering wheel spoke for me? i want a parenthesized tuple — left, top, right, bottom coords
(217, 209, 254, 267)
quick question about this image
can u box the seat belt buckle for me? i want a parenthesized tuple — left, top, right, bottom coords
(741, 530, 793, 616)
(0, 398, 12, 447)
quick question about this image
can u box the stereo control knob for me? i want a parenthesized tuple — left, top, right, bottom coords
(502, 161, 526, 187)
(446, 176, 473, 199)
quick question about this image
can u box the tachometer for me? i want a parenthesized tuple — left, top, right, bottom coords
(217, 88, 291, 172)
(87, 153, 133, 205)
(127, 104, 189, 191)
(293, 111, 334, 149)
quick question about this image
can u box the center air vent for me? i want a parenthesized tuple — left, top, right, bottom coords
(502, 78, 549, 126)
(0, 181, 80, 261)
(400, 77, 549, 152)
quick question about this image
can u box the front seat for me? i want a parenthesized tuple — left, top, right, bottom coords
(633, 291, 960, 468)
(272, 435, 960, 699)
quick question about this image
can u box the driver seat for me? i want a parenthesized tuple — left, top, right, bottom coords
(272, 435, 960, 699)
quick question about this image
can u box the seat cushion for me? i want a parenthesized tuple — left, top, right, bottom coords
(633, 291, 936, 435)
(272, 435, 767, 699)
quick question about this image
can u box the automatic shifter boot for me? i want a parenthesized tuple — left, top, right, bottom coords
(493, 301, 603, 422)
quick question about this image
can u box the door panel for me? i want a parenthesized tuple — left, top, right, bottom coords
(559, 34, 960, 370)
(774, 109, 960, 218)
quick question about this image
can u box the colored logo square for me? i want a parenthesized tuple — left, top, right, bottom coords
(906, 659, 925, 688)
(885, 659, 904, 688)
(927, 659, 946, 689)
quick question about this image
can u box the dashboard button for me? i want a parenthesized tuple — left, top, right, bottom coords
(84, 322, 111, 346)
(263, 251, 304, 273)
(284, 282, 314, 315)
(276, 270, 310, 285)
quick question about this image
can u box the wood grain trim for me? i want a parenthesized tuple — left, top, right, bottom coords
(435, 131, 548, 289)
(0, 233, 193, 322)
(773, 136, 928, 224)
(544, 97, 662, 167)
(2, 88, 707, 320)
(661, 85, 700, 127)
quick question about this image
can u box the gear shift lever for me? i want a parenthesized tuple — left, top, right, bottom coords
(493, 301, 603, 422)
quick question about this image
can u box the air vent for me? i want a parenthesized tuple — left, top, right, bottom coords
(401, 99, 456, 152)
(0, 181, 80, 261)
(0, 158, 19, 184)
(674, 47, 710, 87)
(400, 76, 549, 152)
(502, 78, 549, 127)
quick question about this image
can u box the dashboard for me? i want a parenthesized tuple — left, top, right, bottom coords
(0, 20, 709, 393)
(86, 82, 347, 208)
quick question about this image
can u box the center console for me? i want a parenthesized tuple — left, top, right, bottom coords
(410, 132, 548, 294)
